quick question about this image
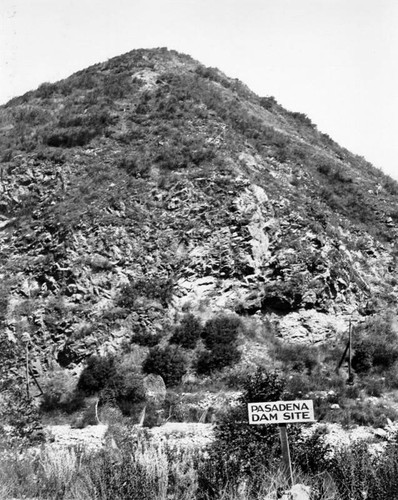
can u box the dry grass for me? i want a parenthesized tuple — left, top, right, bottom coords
(2, 423, 398, 499)
(0, 437, 303, 500)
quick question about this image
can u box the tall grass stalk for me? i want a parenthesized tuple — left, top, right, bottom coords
(39, 446, 79, 497)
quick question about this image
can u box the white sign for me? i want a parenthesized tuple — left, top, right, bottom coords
(247, 399, 315, 425)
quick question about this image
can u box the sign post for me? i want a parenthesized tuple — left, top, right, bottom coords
(247, 399, 315, 488)
(279, 423, 293, 487)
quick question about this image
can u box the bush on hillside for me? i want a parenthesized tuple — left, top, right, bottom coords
(352, 337, 398, 374)
(75, 355, 146, 417)
(0, 387, 42, 441)
(36, 82, 58, 99)
(130, 330, 162, 348)
(195, 315, 242, 375)
(352, 315, 398, 374)
(383, 176, 398, 195)
(170, 313, 202, 349)
(40, 371, 85, 414)
(102, 369, 146, 416)
(103, 73, 133, 99)
(196, 344, 241, 375)
(44, 127, 96, 148)
(289, 111, 315, 129)
(143, 346, 187, 387)
(77, 355, 117, 395)
(259, 96, 278, 110)
(118, 154, 151, 177)
(272, 342, 319, 375)
(117, 277, 174, 309)
(201, 315, 241, 350)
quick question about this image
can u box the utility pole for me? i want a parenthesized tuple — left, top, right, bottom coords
(336, 316, 356, 385)
(21, 332, 31, 399)
(347, 319, 354, 385)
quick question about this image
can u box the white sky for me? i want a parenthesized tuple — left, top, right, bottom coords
(1, 0, 398, 180)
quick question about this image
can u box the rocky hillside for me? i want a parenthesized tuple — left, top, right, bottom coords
(0, 47, 397, 383)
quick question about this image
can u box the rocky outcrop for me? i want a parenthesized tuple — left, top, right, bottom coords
(0, 47, 397, 384)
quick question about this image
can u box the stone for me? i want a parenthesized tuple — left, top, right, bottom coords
(373, 428, 387, 438)
(280, 484, 311, 500)
(143, 374, 166, 403)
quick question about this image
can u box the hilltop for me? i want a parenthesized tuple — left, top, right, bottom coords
(0, 47, 398, 430)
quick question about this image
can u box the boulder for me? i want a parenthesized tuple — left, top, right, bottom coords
(143, 374, 166, 404)
(280, 484, 311, 500)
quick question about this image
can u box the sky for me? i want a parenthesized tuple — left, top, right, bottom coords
(1, 0, 397, 180)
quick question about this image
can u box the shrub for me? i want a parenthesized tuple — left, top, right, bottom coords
(201, 315, 241, 350)
(102, 369, 146, 417)
(0, 284, 9, 325)
(317, 160, 333, 176)
(341, 400, 398, 428)
(103, 74, 133, 99)
(196, 315, 242, 375)
(383, 176, 398, 195)
(353, 337, 398, 373)
(170, 313, 202, 349)
(77, 355, 116, 395)
(143, 346, 187, 387)
(40, 371, 85, 414)
(117, 277, 174, 308)
(203, 368, 291, 491)
(259, 96, 278, 110)
(352, 315, 398, 374)
(292, 426, 333, 475)
(36, 82, 58, 98)
(76, 355, 147, 417)
(289, 111, 315, 129)
(195, 350, 216, 375)
(328, 441, 375, 499)
(196, 344, 241, 375)
(44, 127, 96, 148)
(131, 330, 162, 347)
(272, 342, 319, 375)
(119, 154, 151, 177)
(0, 387, 42, 441)
(263, 279, 304, 311)
(58, 109, 115, 130)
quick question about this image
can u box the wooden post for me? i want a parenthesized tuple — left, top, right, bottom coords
(336, 341, 350, 374)
(21, 332, 31, 399)
(348, 320, 352, 378)
(278, 423, 293, 488)
(25, 343, 30, 399)
(336, 319, 355, 384)
(347, 319, 355, 385)
(29, 367, 44, 396)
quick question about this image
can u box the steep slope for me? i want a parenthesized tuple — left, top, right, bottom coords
(0, 47, 397, 381)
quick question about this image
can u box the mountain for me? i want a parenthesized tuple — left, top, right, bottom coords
(0, 47, 397, 383)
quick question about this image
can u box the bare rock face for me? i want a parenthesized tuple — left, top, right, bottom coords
(276, 310, 348, 343)
(234, 184, 272, 274)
